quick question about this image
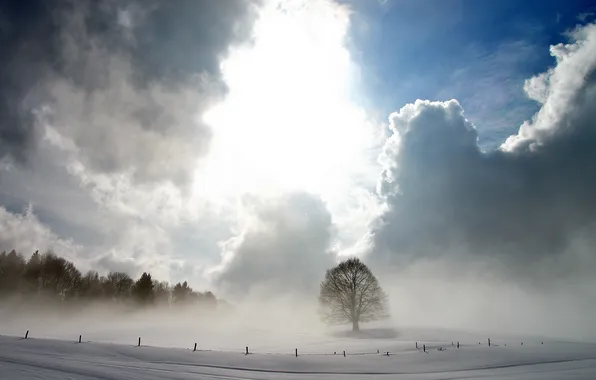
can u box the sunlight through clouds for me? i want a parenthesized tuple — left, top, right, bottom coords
(195, 0, 379, 202)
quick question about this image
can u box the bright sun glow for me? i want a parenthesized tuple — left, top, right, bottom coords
(194, 0, 376, 201)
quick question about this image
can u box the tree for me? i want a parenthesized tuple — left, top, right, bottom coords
(104, 272, 134, 300)
(38, 252, 81, 300)
(153, 280, 171, 305)
(319, 258, 388, 331)
(201, 291, 217, 309)
(79, 271, 104, 300)
(133, 272, 154, 304)
(0, 250, 25, 295)
(21, 251, 42, 294)
(172, 281, 193, 304)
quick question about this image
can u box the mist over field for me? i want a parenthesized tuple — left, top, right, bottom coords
(2, 267, 593, 353)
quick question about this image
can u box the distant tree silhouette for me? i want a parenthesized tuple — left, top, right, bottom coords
(79, 271, 104, 300)
(21, 251, 42, 294)
(133, 272, 154, 304)
(38, 252, 81, 300)
(202, 291, 217, 309)
(153, 280, 171, 305)
(319, 258, 388, 331)
(172, 281, 193, 304)
(0, 249, 221, 313)
(105, 272, 134, 301)
(0, 250, 25, 295)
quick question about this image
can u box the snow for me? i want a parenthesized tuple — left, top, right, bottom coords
(2, 329, 596, 379)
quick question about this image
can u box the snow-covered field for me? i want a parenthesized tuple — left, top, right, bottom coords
(2, 327, 596, 379)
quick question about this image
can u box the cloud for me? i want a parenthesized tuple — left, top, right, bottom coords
(503, 23, 596, 151)
(0, 0, 258, 187)
(578, 12, 595, 23)
(214, 192, 336, 299)
(369, 22, 596, 283)
(0, 205, 83, 263)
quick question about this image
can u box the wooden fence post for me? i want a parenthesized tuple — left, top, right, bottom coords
(343, 350, 346, 357)
(245, 346, 249, 355)
(25, 330, 29, 339)
(488, 338, 491, 347)
(138, 337, 141, 347)
(295, 348, 298, 357)
(416, 341, 418, 349)
(457, 342, 460, 348)
(423, 344, 426, 352)
(194, 343, 197, 352)
(79, 335, 82, 343)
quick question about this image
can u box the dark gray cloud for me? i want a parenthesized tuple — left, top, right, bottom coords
(216, 192, 336, 298)
(0, 0, 258, 186)
(0, 1, 56, 161)
(369, 23, 596, 282)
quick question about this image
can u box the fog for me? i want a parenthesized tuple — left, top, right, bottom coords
(379, 261, 596, 341)
(2, 265, 594, 356)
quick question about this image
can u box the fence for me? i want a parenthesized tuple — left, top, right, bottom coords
(17, 330, 544, 357)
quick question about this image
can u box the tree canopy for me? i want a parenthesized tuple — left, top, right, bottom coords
(319, 258, 388, 331)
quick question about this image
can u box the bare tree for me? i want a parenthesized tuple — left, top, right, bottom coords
(105, 272, 134, 301)
(319, 258, 388, 331)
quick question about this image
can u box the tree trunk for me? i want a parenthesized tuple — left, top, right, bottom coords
(352, 319, 359, 331)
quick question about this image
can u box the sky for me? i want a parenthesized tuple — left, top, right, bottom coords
(1, 0, 596, 325)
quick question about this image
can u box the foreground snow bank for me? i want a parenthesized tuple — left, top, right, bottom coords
(1, 335, 596, 379)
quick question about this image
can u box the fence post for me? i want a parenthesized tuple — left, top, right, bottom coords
(343, 350, 346, 357)
(246, 346, 249, 355)
(138, 337, 141, 347)
(194, 343, 197, 352)
(25, 330, 29, 339)
(79, 335, 82, 343)
(488, 338, 491, 347)
(416, 341, 418, 349)
(457, 342, 460, 348)
(295, 348, 298, 357)
(423, 344, 426, 352)
(386, 351, 389, 356)
(377, 349, 379, 353)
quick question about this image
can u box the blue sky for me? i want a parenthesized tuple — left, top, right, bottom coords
(346, 0, 596, 147)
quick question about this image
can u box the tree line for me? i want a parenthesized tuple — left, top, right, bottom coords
(0, 249, 217, 309)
